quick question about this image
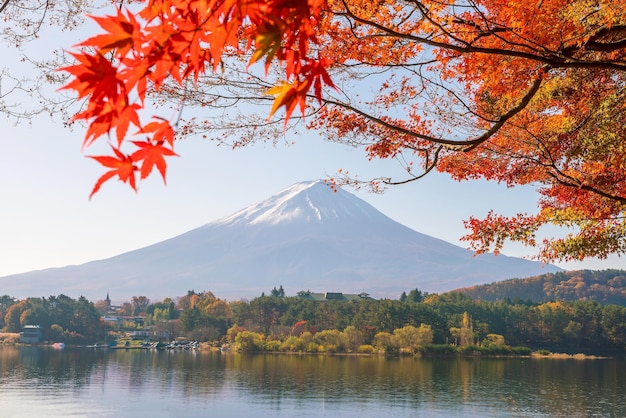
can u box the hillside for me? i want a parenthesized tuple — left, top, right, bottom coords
(456, 269, 626, 305)
(0, 180, 561, 301)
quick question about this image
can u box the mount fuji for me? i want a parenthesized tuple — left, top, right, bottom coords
(0, 180, 561, 301)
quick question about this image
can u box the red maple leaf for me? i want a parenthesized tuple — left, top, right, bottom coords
(59, 52, 121, 102)
(139, 119, 176, 147)
(130, 140, 178, 181)
(78, 9, 140, 56)
(88, 146, 138, 198)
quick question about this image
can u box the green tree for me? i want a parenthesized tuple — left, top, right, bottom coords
(180, 306, 203, 333)
(601, 305, 626, 348)
(248, 296, 287, 334)
(131, 296, 150, 316)
(482, 334, 506, 347)
(393, 324, 434, 351)
(226, 324, 245, 343)
(147, 299, 177, 323)
(314, 329, 347, 353)
(270, 285, 285, 298)
(407, 289, 424, 303)
(235, 331, 264, 352)
(47, 294, 77, 331)
(19, 299, 49, 329)
(373, 331, 398, 355)
(69, 296, 101, 341)
(342, 326, 364, 353)
(280, 335, 306, 352)
(48, 324, 65, 341)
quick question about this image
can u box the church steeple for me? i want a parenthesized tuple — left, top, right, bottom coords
(105, 291, 111, 308)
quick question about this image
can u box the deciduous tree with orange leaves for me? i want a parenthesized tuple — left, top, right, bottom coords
(56, 0, 625, 262)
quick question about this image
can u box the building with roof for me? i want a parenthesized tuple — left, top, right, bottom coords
(19, 325, 43, 344)
(296, 291, 374, 301)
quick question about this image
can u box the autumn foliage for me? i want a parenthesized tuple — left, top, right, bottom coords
(61, 0, 625, 262)
(60, 0, 333, 196)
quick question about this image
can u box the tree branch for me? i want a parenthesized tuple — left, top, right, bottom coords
(334, 1, 626, 72)
(320, 74, 542, 151)
(382, 145, 443, 186)
(0, 0, 11, 15)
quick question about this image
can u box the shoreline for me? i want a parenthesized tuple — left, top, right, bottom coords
(531, 352, 612, 360)
(0, 333, 616, 359)
(0, 343, 615, 359)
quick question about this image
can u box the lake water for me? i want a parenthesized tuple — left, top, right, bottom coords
(0, 346, 624, 417)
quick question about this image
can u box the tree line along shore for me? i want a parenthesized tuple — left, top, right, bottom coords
(1, 286, 625, 356)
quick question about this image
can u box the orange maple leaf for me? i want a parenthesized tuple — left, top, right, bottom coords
(304, 58, 335, 101)
(139, 119, 176, 147)
(78, 9, 140, 56)
(58, 52, 121, 102)
(130, 140, 178, 181)
(74, 97, 140, 148)
(267, 80, 310, 124)
(88, 146, 138, 198)
(60, 0, 335, 197)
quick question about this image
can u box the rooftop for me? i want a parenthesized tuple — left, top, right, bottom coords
(296, 291, 374, 302)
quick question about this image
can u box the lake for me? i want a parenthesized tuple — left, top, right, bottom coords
(0, 346, 624, 417)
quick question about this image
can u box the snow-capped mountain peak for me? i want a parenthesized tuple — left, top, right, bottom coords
(0, 180, 563, 301)
(216, 180, 379, 226)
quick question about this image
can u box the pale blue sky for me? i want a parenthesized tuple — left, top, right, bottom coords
(0, 11, 623, 280)
(1, 115, 623, 278)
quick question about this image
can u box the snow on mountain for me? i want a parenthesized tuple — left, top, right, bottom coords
(216, 181, 378, 226)
(0, 180, 562, 301)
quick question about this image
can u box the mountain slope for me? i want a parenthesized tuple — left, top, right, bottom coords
(455, 269, 626, 305)
(0, 180, 562, 301)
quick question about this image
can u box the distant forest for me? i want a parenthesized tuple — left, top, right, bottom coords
(2, 271, 626, 356)
(456, 269, 626, 305)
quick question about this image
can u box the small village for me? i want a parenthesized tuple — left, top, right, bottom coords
(2, 275, 626, 358)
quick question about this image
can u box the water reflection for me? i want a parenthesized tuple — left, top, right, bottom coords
(0, 346, 624, 417)
(1, 346, 100, 388)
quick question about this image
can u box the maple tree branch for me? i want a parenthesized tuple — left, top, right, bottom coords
(334, 2, 626, 72)
(381, 145, 443, 186)
(445, 1, 560, 58)
(523, 150, 626, 206)
(465, 75, 543, 150)
(319, 71, 542, 151)
(549, 173, 626, 205)
(535, 124, 626, 206)
(484, 122, 626, 206)
(402, 65, 489, 123)
(0, 0, 10, 14)
(321, 95, 467, 147)
(539, 147, 626, 205)
(551, 214, 626, 223)
(582, 25, 626, 53)
(344, 145, 444, 188)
